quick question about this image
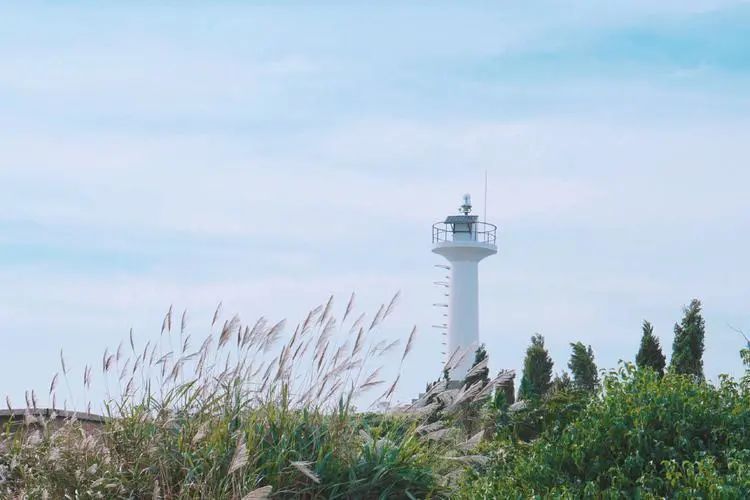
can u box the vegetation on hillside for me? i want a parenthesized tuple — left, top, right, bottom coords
(2, 296, 750, 498)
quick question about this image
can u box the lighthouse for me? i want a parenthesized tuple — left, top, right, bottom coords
(432, 194, 497, 380)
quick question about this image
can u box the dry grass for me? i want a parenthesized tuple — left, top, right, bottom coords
(0, 293, 510, 498)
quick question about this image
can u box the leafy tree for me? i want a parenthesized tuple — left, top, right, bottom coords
(568, 342, 598, 392)
(636, 320, 666, 375)
(517, 334, 553, 400)
(670, 299, 706, 378)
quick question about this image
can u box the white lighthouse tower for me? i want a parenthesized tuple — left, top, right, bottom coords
(432, 194, 497, 380)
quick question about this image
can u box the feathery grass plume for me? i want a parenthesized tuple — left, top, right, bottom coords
(347, 312, 366, 337)
(129, 327, 135, 353)
(31, 390, 38, 410)
(359, 378, 385, 392)
(416, 420, 445, 435)
(410, 401, 440, 417)
(83, 365, 92, 389)
(316, 342, 330, 372)
(4, 295, 445, 498)
(180, 309, 187, 335)
(450, 342, 478, 372)
(23, 411, 37, 426)
(314, 317, 336, 356)
(369, 304, 386, 331)
(228, 434, 249, 474)
(242, 486, 272, 500)
(6, 395, 11, 412)
(301, 305, 323, 334)
(405, 380, 448, 412)
(445, 381, 484, 414)
(384, 290, 401, 319)
(441, 455, 489, 466)
(473, 369, 515, 402)
(49, 373, 59, 395)
(343, 292, 355, 323)
(211, 301, 222, 328)
(168, 360, 183, 384)
(401, 325, 417, 362)
(376, 339, 400, 357)
(423, 428, 451, 442)
(262, 319, 286, 353)
(465, 356, 488, 379)
(443, 346, 461, 374)
(141, 341, 150, 366)
(220, 314, 241, 349)
(245, 317, 267, 347)
(59, 349, 68, 375)
(459, 430, 484, 451)
(192, 420, 211, 445)
(382, 375, 400, 400)
(160, 304, 173, 335)
(351, 327, 365, 357)
(155, 352, 173, 368)
(116, 341, 124, 362)
(25, 390, 31, 409)
(119, 359, 131, 382)
(290, 461, 321, 484)
(124, 377, 134, 396)
(102, 349, 109, 373)
(360, 367, 382, 387)
(319, 295, 334, 327)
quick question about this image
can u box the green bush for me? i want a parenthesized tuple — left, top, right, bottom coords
(459, 363, 750, 498)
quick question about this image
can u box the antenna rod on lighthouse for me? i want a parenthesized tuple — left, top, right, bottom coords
(484, 170, 488, 223)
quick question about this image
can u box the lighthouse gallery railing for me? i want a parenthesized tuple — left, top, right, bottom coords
(432, 221, 497, 245)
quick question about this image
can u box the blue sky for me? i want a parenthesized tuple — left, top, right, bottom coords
(2, 1, 750, 408)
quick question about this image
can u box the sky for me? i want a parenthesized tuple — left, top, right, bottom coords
(2, 1, 750, 409)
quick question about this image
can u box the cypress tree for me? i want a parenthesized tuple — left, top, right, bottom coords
(636, 320, 666, 376)
(518, 334, 553, 400)
(550, 371, 573, 393)
(670, 299, 706, 378)
(568, 342, 598, 392)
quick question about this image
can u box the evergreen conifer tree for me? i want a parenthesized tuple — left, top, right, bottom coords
(568, 342, 598, 391)
(550, 371, 573, 393)
(518, 334, 553, 400)
(636, 320, 666, 375)
(670, 299, 706, 378)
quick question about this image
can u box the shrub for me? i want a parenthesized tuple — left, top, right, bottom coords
(459, 363, 750, 498)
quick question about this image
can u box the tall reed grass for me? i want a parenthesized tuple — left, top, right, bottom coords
(1, 294, 506, 498)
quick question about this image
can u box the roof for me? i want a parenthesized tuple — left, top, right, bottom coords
(444, 215, 478, 224)
(0, 408, 106, 423)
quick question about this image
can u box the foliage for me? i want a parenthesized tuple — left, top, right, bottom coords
(568, 342, 599, 392)
(517, 334, 553, 401)
(671, 299, 706, 378)
(0, 295, 449, 499)
(458, 363, 750, 498)
(636, 320, 666, 376)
